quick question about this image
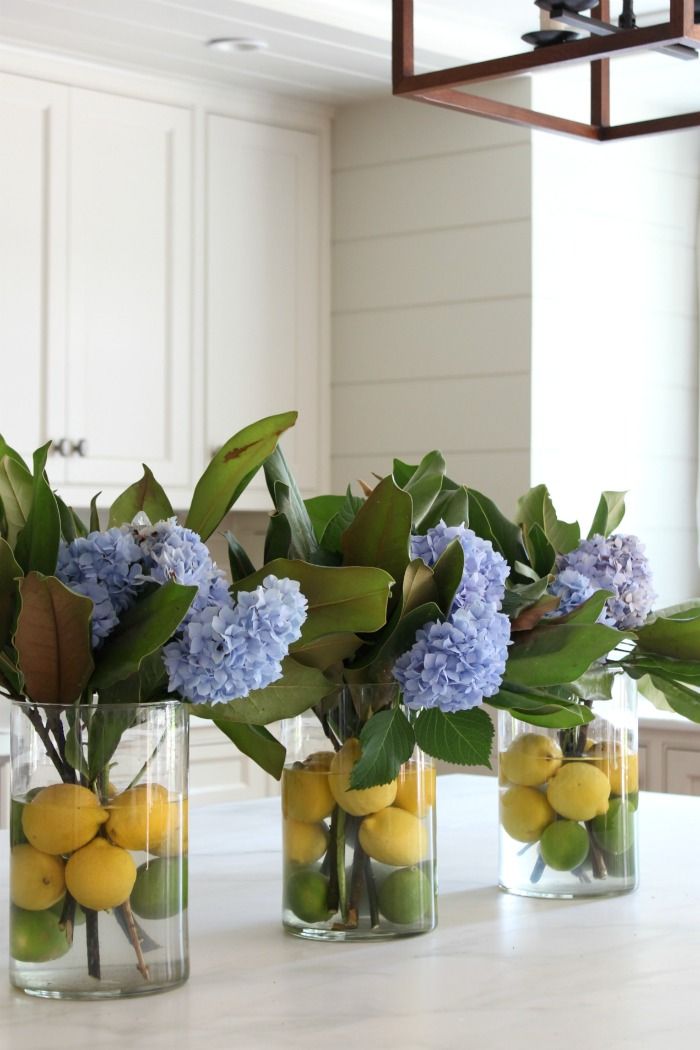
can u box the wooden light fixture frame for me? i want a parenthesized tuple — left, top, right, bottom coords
(393, 0, 700, 140)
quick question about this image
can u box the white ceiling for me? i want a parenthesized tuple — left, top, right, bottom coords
(0, 1, 685, 106)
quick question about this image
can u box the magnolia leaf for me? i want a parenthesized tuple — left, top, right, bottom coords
(208, 720, 286, 779)
(291, 632, 363, 670)
(501, 577, 552, 620)
(350, 707, 416, 789)
(187, 412, 297, 541)
(523, 522, 556, 578)
(263, 446, 324, 563)
(0, 435, 29, 471)
(544, 589, 611, 626)
(624, 653, 700, 682)
(510, 595, 560, 632)
(89, 493, 101, 532)
(636, 673, 676, 714)
(14, 444, 60, 577)
(97, 650, 168, 703)
(636, 608, 700, 661)
(225, 531, 256, 583)
(421, 483, 470, 531)
(640, 674, 700, 723)
(488, 688, 596, 728)
(347, 600, 442, 676)
(55, 494, 87, 542)
(342, 475, 412, 601)
(192, 657, 334, 725)
(14, 572, 94, 703)
(320, 489, 364, 555)
(87, 708, 137, 780)
(516, 484, 547, 531)
(506, 621, 628, 687)
(0, 537, 22, 648)
(0, 455, 33, 546)
(432, 539, 465, 616)
(264, 511, 292, 562)
(235, 559, 393, 644)
(108, 465, 174, 528)
(542, 494, 580, 555)
(414, 707, 494, 768)
(393, 451, 445, 529)
(588, 490, 627, 539)
(91, 583, 197, 690)
(305, 494, 348, 543)
(468, 489, 527, 571)
(402, 558, 439, 616)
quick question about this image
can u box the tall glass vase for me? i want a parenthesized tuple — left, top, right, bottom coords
(9, 700, 188, 999)
(498, 673, 639, 898)
(280, 685, 437, 941)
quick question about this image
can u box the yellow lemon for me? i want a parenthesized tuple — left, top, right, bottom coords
(359, 807, 428, 867)
(21, 784, 108, 856)
(284, 819, 329, 865)
(394, 764, 436, 818)
(500, 734, 563, 787)
(588, 743, 639, 795)
(105, 783, 169, 852)
(150, 800, 188, 856)
(65, 838, 137, 911)
(329, 739, 397, 816)
(546, 762, 611, 821)
(282, 764, 335, 823)
(500, 786, 555, 843)
(10, 844, 66, 911)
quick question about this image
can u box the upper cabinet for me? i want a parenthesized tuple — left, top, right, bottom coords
(0, 62, 330, 511)
(205, 115, 325, 507)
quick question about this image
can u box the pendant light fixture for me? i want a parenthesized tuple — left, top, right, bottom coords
(392, 1, 700, 140)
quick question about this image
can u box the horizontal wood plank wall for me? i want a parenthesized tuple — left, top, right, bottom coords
(530, 92, 700, 607)
(331, 80, 533, 515)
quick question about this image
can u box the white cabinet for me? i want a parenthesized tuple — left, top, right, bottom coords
(205, 115, 326, 506)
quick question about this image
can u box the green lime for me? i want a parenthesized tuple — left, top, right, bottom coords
(378, 866, 432, 925)
(591, 798, 635, 856)
(10, 906, 72, 963)
(286, 869, 331, 923)
(49, 896, 86, 926)
(10, 800, 28, 847)
(540, 820, 590, 871)
(131, 857, 187, 920)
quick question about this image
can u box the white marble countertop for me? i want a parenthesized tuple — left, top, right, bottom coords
(1, 775, 698, 1050)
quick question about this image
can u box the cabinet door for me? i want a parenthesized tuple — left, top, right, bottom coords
(63, 88, 193, 496)
(0, 73, 67, 474)
(205, 115, 326, 509)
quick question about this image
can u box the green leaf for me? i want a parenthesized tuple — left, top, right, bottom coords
(0, 651, 23, 697)
(291, 632, 363, 670)
(636, 607, 700, 661)
(506, 622, 627, 687)
(89, 493, 101, 532)
(414, 707, 494, 768)
(192, 657, 334, 725)
(468, 489, 527, 571)
(91, 583, 197, 690)
(264, 512, 292, 562)
(341, 475, 412, 601)
(401, 558, 439, 616)
(305, 494, 348, 542)
(545, 589, 612, 626)
(87, 708, 136, 781)
(187, 412, 297, 541)
(208, 720, 286, 779)
(394, 451, 445, 529)
(224, 531, 255, 583)
(97, 650, 168, 703)
(263, 445, 323, 562)
(432, 539, 465, 616)
(108, 465, 174, 528)
(349, 708, 416, 789)
(523, 522, 556, 577)
(516, 484, 547, 530)
(55, 494, 87, 542)
(588, 490, 627, 539)
(501, 577, 551, 620)
(0, 435, 29, 471)
(235, 559, 393, 644)
(421, 483, 470, 531)
(542, 495, 580, 554)
(0, 537, 22, 648)
(64, 711, 90, 779)
(14, 572, 94, 703)
(14, 444, 60, 576)
(320, 488, 364, 554)
(623, 653, 700, 683)
(0, 455, 34, 546)
(641, 674, 700, 723)
(349, 600, 442, 677)
(488, 687, 596, 728)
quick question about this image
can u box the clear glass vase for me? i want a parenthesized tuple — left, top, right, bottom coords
(498, 673, 639, 899)
(280, 685, 437, 941)
(9, 700, 189, 999)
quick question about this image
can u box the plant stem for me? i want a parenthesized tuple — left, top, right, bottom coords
(586, 823, 608, 879)
(347, 838, 368, 929)
(58, 892, 77, 946)
(327, 807, 340, 911)
(336, 807, 348, 923)
(84, 910, 101, 980)
(364, 853, 380, 929)
(118, 901, 151, 982)
(21, 705, 72, 783)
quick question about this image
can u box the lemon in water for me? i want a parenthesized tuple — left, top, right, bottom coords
(282, 757, 335, 823)
(500, 785, 555, 843)
(588, 743, 639, 796)
(500, 734, 563, 787)
(150, 800, 188, 856)
(546, 762, 611, 821)
(359, 807, 428, 867)
(22, 784, 109, 855)
(11, 844, 66, 911)
(394, 764, 436, 818)
(65, 838, 137, 911)
(285, 819, 329, 865)
(329, 739, 397, 816)
(106, 783, 170, 852)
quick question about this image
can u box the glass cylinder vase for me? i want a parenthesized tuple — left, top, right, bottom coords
(498, 673, 639, 899)
(280, 685, 437, 941)
(9, 700, 189, 999)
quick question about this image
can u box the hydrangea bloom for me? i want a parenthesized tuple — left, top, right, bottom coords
(57, 527, 143, 645)
(411, 521, 508, 611)
(393, 598, 510, 713)
(162, 575, 308, 705)
(134, 518, 231, 619)
(550, 533, 656, 629)
(548, 567, 595, 617)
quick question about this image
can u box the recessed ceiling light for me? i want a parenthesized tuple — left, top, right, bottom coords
(206, 37, 269, 53)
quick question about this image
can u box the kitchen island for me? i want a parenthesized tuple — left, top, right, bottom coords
(0, 775, 696, 1050)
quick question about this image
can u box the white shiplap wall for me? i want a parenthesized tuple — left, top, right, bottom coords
(331, 79, 534, 514)
(530, 106, 700, 606)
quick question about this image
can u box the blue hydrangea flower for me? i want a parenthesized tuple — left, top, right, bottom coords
(550, 533, 656, 629)
(57, 527, 144, 645)
(392, 597, 511, 713)
(411, 521, 508, 611)
(162, 575, 308, 705)
(134, 518, 231, 619)
(548, 567, 596, 617)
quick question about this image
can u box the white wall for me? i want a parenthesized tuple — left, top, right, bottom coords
(331, 79, 534, 515)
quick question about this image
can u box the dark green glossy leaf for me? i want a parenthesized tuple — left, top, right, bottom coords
(188, 412, 297, 541)
(14, 572, 94, 703)
(432, 539, 465, 617)
(350, 707, 416, 789)
(305, 494, 347, 542)
(348, 600, 442, 677)
(506, 621, 628, 686)
(542, 495, 580, 555)
(342, 475, 412, 601)
(264, 446, 322, 563)
(501, 577, 551, 619)
(88, 708, 136, 781)
(636, 606, 700, 661)
(0, 436, 29, 471)
(640, 674, 700, 723)
(192, 657, 333, 725)
(414, 706, 494, 768)
(55, 494, 87, 542)
(208, 720, 286, 779)
(14, 444, 60, 576)
(264, 511, 292, 562)
(108, 465, 174, 528)
(0, 456, 34, 546)
(97, 650, 168, 703)
(291, 632, 363, 670)
(588, 490, 626, 539)
(91, 583, 197, 691)
(523, 522, 556, 577)
(488, 687, 595, 728)
(320, 488, 364, 554)
(89, 493, 101, 533)
(545, 589, 611, 626)
(420, 483, 470, 531)
(468, 489, 527, 571)
(0, 537, 22, 648)
(394, 451, 445, 528)
(225, 530, 255, 583)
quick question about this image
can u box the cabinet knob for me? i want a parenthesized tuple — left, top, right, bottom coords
(51, 438, 72, 457)
(73, 439, 87, 458)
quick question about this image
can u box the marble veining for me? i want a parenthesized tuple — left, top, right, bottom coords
(0, 776, 697, 1050)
